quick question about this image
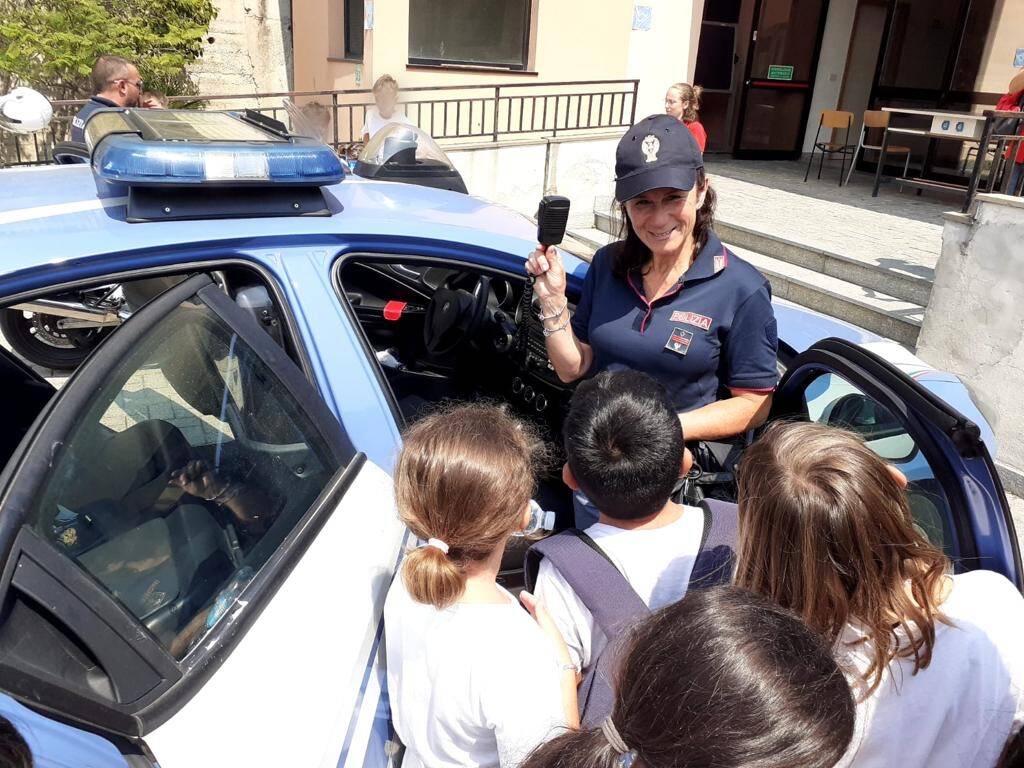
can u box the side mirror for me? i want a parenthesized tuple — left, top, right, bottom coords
(0, 87, 54, 134)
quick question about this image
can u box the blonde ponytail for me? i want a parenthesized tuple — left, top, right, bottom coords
(394, 403, 545, 609)
(670, 82, 702, 122)
(402, 544, 466, 609)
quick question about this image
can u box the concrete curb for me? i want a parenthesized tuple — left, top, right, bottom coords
(712, 219, 934, 306)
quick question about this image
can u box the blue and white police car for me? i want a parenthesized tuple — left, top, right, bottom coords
(0, 103, 1018, 768)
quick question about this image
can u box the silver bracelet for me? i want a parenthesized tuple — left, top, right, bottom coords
(537, 300, 567, 322)
(542, 315, 571, 337)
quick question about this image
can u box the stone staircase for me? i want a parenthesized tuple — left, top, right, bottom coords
(584, 207, 932, 348)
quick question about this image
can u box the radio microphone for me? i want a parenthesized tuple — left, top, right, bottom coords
(536, 195, 570, 247)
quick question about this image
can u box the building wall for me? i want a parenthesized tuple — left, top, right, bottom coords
(191, 0, 293, 98)
(291, 0, 713, 113)
(293, 0, 640, 94)
(626, 0, 706, 118)
(973, 0, 1024, 95)
(917, 195, 1024, 479)
(801, 0, 857, 153)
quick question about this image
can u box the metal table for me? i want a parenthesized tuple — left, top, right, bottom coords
(871, 108, 987, 197)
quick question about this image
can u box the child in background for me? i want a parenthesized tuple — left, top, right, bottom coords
(384, 404, 577, 768)
(665, 82, 707, 151)
(299, 101, 333, 143)
(361, 74, 413, 143)
(141, 91, 168, 109)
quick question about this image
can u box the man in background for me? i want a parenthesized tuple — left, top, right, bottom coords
(70, 55, 143, 142)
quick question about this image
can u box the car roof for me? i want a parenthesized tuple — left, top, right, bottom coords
(0, 165, 551, 279)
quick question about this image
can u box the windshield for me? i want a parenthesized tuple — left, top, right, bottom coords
(358, 123, 454, 168)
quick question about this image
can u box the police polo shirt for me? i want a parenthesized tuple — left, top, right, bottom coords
(70, 96, 118, 143)
(571, 231, 778, 413)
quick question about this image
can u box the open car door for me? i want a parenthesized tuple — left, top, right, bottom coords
(0, 274, 405, 767)
(771, 338, 1021, 589)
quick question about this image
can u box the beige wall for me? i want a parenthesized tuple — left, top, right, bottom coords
(626, 0, 706, 119)
(973, 0, 1024, 95)
(293, 0, 640, 94)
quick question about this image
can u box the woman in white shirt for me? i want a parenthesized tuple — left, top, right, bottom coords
(384, 403, 578, 768)
(735, 422, 1024, 768)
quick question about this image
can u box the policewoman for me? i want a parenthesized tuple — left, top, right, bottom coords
(526, 113, 778, 479)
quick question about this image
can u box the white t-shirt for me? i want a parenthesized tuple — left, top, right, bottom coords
(361, 107, 413, 140)
(533, 506, 705, 672)
(837, 570, 1024, 768)
(384, 572, 567, 768)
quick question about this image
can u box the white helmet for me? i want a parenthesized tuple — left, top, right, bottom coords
(0, 87, 54, 134)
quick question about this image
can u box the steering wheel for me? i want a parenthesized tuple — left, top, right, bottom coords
(423, 274, 491, 355)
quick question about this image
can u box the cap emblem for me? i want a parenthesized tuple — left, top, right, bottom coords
(641, 134, 660, 163)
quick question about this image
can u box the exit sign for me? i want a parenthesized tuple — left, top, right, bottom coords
(767, 64, 794, 81)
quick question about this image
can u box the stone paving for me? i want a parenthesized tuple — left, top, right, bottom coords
(706, 157, 950, 281)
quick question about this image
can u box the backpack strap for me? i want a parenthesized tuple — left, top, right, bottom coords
(687, 498, 739, 589)
(524, 530, 648, 637)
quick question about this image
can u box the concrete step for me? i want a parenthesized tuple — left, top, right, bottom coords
(728, 244, 923, 347)
(566, 227, 613, 254)
(592, 209, 933, 307)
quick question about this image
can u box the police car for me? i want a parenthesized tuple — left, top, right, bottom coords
(0, 103, 1019, 768)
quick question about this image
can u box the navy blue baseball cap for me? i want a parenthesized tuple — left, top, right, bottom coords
(615, 114, 703, 202)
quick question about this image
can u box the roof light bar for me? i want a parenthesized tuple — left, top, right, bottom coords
(92, 134, 344, 186)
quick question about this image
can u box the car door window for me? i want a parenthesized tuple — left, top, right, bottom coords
(25, 295, 340, 658)
(801, 371, 955, 553)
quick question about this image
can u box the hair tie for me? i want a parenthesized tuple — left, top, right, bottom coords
(600, 717, 637, 768)
(424, 538, 450, 555)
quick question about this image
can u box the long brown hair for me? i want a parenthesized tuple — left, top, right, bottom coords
(669, 82, 702, 123)
(523, 586, 855, 768)
(394, 403, 544, 609)
(734, 422, 950, 697)
(612, 168, 717, 280)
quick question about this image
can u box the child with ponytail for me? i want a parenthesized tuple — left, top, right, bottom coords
(384, 403, 578, 768)
(665, 82, 706, 151)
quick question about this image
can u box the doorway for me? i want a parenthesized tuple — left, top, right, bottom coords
(694, 0, 831, 158)
(734, 0, 831, 158)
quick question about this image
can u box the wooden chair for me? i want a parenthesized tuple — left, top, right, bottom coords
(844, 110, 912, 186)
(804, 110, 854, 186)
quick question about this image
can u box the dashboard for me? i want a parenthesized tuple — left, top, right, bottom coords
(338, 260, 576, 418)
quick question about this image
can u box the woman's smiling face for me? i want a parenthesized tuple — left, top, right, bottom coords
(624, 185, 705, 259)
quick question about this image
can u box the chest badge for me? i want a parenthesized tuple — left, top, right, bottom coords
(664, 326, 694, 356)
(670, 310, 712, 331)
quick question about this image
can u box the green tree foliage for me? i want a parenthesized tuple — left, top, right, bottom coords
(0, 0, 217, 100)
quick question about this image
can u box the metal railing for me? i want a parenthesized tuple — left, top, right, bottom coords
(1, 79, 639, 168)
(963, 109, 1024, 212)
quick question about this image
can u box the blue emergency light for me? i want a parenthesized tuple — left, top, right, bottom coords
(92, 134, 343, 186)
(83, 108, 344, 221)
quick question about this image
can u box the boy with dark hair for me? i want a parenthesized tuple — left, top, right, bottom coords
(530, 370, 737, 697)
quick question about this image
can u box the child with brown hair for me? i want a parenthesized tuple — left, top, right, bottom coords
(384, 403, 577, 768)
(665, 82, 706, 150)
(735, 421, 1024, 767)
